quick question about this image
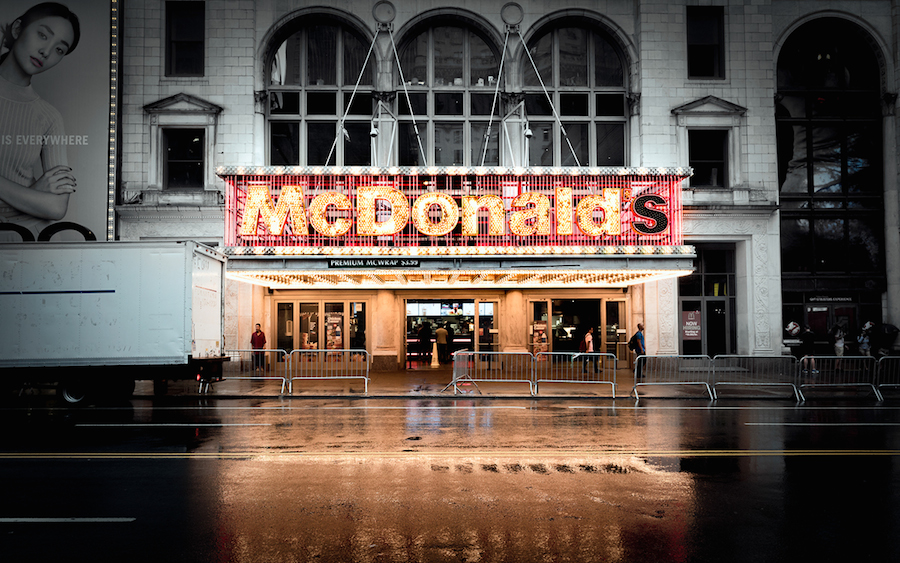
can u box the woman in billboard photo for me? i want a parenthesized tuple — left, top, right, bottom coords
(0, 2, 80, 240)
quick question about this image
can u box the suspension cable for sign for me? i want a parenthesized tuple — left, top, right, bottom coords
(389, 30, 428, 167)
(479, 29, 510, 167)
(521, 35, 581, 167)
(324, 29, 379, 167)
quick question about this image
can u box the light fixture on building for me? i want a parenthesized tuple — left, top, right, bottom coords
(369, 126, 379, 137)
(524, 124, 533, 139)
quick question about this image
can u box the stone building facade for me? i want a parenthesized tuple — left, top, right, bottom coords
(115, 1, 900, 369)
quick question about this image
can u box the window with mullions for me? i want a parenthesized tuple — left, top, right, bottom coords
(776, 18, 885, 278)
(397, 25, 501, 166)
(523, 25, 627, 166)
(689, 130, 728, 187)
(166, 1, 205, 77)
(267, 19, 374, 166)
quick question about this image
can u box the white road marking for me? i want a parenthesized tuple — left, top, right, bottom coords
(745, 422, 900, 427)
(0, 517, 135, 523)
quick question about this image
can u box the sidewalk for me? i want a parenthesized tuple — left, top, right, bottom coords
(134, 366, 639, 399)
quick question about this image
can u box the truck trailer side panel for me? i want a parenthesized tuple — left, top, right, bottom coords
(0, 242, 225, 369)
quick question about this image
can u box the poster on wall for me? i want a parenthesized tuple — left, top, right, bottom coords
(1, 0, 115, 242)
(682, 310, 702, 341)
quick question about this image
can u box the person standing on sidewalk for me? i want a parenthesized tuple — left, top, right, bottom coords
(251, 323, 267, 372)
(436, 323, 449, 364)
(582, 326, 598, 374)
(799, 324, 817, 375)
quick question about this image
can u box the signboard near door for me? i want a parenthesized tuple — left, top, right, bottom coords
(682, 310, 702, 340)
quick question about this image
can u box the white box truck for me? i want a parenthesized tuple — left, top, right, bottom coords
(0, 241, 228, 403)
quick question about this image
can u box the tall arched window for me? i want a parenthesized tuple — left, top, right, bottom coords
(267, 17, 374, 166)
(396, 23, 501, 166)
(523, 23, 627, 166)
(776, 18, 886, 330)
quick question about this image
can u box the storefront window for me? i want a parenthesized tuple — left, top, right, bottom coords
(530, 301, 549, 356)
(325, 303, 344, 350)
(299, 303, 318, 350)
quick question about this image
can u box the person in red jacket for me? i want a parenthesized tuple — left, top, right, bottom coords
(250, 323, 266, 372)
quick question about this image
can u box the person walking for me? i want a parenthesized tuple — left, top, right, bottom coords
(858, 321, 874, 357)
(251, 323, 267, 372)
(632, 323, 646, 379)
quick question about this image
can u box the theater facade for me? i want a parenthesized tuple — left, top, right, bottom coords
(114, 1, 899, 368)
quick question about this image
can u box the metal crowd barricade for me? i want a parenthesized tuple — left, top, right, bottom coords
(534, 352, 617, 397)
(288, 349, 370, 394)
(443, 351, 535, 395)
(712, 355, 801, 401)
(632, 355, 714, 400)
(799, 355, 881, 401)
(223, 348, 289, 393)
(876, 356, 900, 395)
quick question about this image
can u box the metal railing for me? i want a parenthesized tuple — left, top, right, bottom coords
(876, 356, 900, 394)
(712, 355, 801, 401)
(223, 348, 290, 393)
(444, 351, 536, 395)
(799, 355, 881, 401)
(287, 349, 370, 394)
(633, 355, 714, 400)
(534, 352, 618, 397)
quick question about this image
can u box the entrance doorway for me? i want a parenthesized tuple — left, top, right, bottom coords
(529, 299, 628, 361)
(276, 300, 367, 358)
(405, 299, 497, 369)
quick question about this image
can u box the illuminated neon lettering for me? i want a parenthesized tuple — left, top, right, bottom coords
(576, 188, 622, 236)
(309, 192, 352, 237)
(509, 192, 551, 236)
(555, 186, 573, 235)
(413, 192, 459, 236)
(461, 195, 505, 236)
(240, 184, 308, 236)
(357, 186, 410, 235)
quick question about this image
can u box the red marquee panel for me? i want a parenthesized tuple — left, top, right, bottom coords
(219, 166, 689, 252)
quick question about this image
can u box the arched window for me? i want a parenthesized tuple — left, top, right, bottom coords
(776, 18, 886, 332)
(267, 17, 374, 166)
(776, 19, 884, 276)
(396, 23, 501, 166)
(523, 23, 627, 166)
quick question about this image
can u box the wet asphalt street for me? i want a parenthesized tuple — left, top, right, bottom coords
(1, 394, 899, 562)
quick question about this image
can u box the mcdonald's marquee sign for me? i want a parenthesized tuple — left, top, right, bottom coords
(219, 166, 691, 256)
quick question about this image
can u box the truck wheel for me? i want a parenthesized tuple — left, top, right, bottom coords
(58, 380, 90, 405)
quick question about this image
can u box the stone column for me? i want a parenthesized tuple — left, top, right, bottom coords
(502, 290, 528, 352)
(371, 289, 400, 371)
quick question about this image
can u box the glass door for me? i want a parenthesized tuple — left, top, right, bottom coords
(605, 300, 626, 360)
(477, 301, 498, 352)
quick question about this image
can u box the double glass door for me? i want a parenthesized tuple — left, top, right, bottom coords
(276, 301, 367, 355)
(528, 298, 627, 360)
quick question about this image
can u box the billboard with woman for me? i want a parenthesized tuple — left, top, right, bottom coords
(1, 1, 115, 242)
